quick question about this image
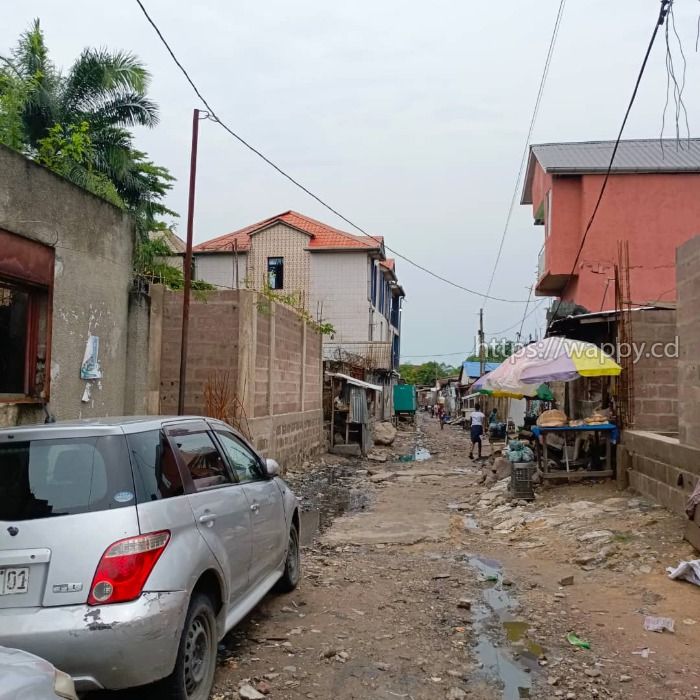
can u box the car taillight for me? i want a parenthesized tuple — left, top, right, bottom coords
(87, 531, 170, 606)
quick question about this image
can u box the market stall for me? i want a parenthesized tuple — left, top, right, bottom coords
(532, 420, 620, 480)
(473, 337, 622, 481)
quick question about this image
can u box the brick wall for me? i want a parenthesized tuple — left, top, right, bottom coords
(621, 430, 700, 516)
(273, 308, 303, 415)
(629, 309, 678, 433)
(677, 236, 700, 448)
(158, 289, 322, 467)
(159, 290, 240, 415)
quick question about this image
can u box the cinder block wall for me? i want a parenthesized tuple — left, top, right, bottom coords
(630, 309, 678, 433)
(623, 430, 700, 516)
(677, 236, 700, 448)
(158, 289, 322, 468)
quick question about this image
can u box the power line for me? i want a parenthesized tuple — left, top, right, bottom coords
(481, 0, 567, 309)
(135, 0, 532, 304)
(516, 285, 534, 341)
(401, 351, 471, 359)
(547, 0, 672, 332)
(400, 298, 547, 358)
(489, 298, 546, 337)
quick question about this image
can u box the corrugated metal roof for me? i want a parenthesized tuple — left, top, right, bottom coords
(326, 372, 383, 392)
(461, 361, 500, 380)
(522, 139, 700, 204)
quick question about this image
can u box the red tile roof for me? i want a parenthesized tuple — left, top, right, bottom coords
(380, 258, 395, 271)
(194, 211, 384, 253)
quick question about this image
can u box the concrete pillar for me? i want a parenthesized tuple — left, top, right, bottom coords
(237, 290, 257, 419)
(300, 321, 307, 412)
(146, 284, 164, 414)
(124, 287, 151, 415)
(267, 302, 276, 416)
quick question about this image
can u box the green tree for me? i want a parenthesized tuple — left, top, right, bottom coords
(0, 19, 174, 236)
(466, 339, 516, 365)
(399, 361, 459, 386)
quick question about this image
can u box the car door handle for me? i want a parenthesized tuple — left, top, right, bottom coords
(198, 513, 217, 526)
(250, 503, 260, 513)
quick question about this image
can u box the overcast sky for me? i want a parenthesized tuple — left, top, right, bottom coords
(6, 1, 700, 362)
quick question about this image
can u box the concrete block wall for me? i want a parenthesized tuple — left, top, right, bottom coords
(630, 309, 678, 433)
(157, 289, 322, 467)
(254, 313, 271, 418)
(273, 309, 303, 415)
(677, 236, 700, 448)
(159, 291, 240, 415)
(304, 327, 322, 412)
(622, 430, 700, 516)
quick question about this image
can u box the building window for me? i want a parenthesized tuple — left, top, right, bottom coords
(0, 279, 49, 398)
(370, 260, 377, 305)
(267, 257, 284, 290)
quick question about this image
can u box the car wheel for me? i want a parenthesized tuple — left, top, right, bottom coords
(276, 524, 301, 592)
(160, 593, 217, 700)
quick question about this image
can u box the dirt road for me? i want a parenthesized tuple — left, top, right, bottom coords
(212, 413, 700, 699)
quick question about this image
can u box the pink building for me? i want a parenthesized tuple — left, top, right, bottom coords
(521, 139, 700, 312)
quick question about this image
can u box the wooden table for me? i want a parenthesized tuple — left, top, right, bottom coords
(532, 423, 619, 481)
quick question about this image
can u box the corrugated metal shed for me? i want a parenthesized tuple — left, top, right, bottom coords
(522, 139, 700, 204)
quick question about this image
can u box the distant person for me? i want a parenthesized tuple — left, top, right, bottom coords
(469, 403, 486, 460)
(489, 407, 498, 426)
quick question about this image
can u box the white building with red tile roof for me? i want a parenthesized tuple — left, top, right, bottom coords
(192, 211, 404, 381)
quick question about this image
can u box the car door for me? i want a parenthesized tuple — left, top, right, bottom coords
(213, 429, 287, 588)
(165, 421, 252, 602)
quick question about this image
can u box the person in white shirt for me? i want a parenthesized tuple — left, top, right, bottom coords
(469, 404, 486, 460)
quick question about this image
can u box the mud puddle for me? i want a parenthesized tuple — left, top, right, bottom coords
(398, 446, 432, 462)
(467, 555, 543, 699)
(289, 465, 373, 544)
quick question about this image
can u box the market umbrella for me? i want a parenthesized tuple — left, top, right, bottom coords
(473, 379, 553, 400)
(472, 337, 620, 394)
(516, 336, 621, 384)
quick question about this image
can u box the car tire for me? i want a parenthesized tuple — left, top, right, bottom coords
(160, 593, 218, 700)
(276, 524, 301, 592)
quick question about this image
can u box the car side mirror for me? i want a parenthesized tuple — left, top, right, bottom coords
(265, 458, 281, 477)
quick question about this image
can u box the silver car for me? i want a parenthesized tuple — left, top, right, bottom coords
(0, 417, 301, 699)
(0, 646, 78, 700)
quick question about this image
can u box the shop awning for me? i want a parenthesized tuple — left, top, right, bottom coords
(326, 373, 383, 393)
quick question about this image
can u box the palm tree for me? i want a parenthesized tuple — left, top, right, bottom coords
(0, 19, 171, 226)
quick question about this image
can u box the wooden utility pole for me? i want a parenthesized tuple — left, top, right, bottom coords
(479, 308, 485, 377)
(178, 108, 200, 415)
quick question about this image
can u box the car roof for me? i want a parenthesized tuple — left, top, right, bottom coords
(0, 416, 223, 441)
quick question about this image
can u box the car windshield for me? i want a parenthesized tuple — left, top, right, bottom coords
(0, 435, 135, 521)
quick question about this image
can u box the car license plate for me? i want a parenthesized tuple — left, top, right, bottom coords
(0, 567, 29, 595)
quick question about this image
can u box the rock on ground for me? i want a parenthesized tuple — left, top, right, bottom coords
(373, 421, 398, 446)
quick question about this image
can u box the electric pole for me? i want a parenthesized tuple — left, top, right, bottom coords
(479, 308, 485, 377)
(516, 285, 533, 345)
(178, 108, 200, 415)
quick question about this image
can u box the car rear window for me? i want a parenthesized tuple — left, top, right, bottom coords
(0, 435, 135, 521)
(127, 430, 185, 502)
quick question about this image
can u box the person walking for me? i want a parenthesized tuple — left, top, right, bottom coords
(468, 403, 486, 460)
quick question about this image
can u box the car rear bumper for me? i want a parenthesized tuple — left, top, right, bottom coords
(0, 591, 189, 691)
